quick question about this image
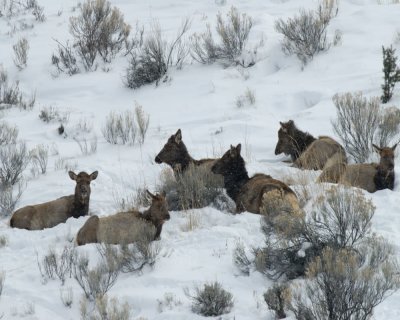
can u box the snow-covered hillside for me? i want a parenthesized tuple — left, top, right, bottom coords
(1, 0, 400, 319)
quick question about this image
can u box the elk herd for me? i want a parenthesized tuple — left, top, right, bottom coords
(7, 121, 397, 248)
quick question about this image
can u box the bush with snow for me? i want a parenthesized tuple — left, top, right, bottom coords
(275, 1, 337, 65)
(186, 281, 234, 317)
(191, 6, 253, 66)
(52, 0, 130, 74)
(125, 19, 190, 89)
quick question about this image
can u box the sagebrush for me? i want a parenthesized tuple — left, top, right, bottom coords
(332, 92, 381, 163)
(250, 185, 375, 280)
(52, 0, 130, 74)
(157, 165, 231, 211)
(80, 294, 131, 320)
(186, 281, 234, 317)
(275, 1, 337, 65)
(191, 6, 253, 65)
(125, 19, 190, 89)
(287, 244, 400, 320)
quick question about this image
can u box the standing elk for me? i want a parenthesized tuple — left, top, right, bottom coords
(10, 171, 98, 230)
(318, 144, 397, 193)
(275, 120, 347, 171)
(76, 191, 170, 245)
(211, 144, 301, 216)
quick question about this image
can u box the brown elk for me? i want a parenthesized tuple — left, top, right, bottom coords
(275, 120, 347, 170)
(155, 129, 217, 175)
(319, 144, 397, 193)
(211, 144, 301, 215)
(76, 191, 170, 246)
(10, 171, 98, 230)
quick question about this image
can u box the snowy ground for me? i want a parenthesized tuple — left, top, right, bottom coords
(1, 0, 400, 319)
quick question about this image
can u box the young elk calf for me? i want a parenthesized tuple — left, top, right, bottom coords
(155, 129, 217, 175)
(76, 191, 170, 246)
(275, 120, 346, 170)
(329, 144, 397, 193)
(10, 171, 98, 230)
(211, 144, 301, 216)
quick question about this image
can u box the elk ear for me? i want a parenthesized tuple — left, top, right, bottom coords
(161, 190, 167, 198)
(229, 144, 236, 157)
(279, 121, 288, 133)
(174, 129, 182, 144)
(236, 144, 242, 155)
(90, 171, 98, 181)
(372, 144, 381, 153)
(392, 143, 398, 151)
(146, 190, 156, 199)
(68, 171, 77, 181)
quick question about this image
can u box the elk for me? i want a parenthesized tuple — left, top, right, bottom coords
(275, 120, 347, 170)
(155, 129, 217, 175)
(10, 171, 98, 230)
(76, 191, 170, 246)
(211, 144, 301, 216)
(319, 144, 397, 193)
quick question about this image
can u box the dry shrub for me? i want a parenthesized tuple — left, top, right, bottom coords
(69, 0, 130, 70)
(30, 144, 48, 174)
(0, 180, 25, 217)
(157, 164, 230, 211)
(332, 92, 381, 163)
(73, 251, 120, 301)
(13, 37, 29, 70)
(264, 283, 291, 319)
(51, 40, 80, 76)
(280, 170, 318, 208)
(0, 121, 18, 146)
(157, 292, 182, 312)
(180, 211, 201, 232)
(185, 281, 234, 317)
(275, 1, 337, 65)
(37, 245, 76, 285)
(52, 0, 130, 74)
(233, 240, 252, 275)
(0, 68, 35, 109)
(0, 271, 5, 302)
(125, 19, 190, 89)
(74, 136, 98, 156)
(0, 235, 8, 248)
(288, 244, 400, 320)
(101, 110, 137, 145)
(191, 6, 253, 65)
(0, 141, 30, 187)
(80, 294, 131, 320)
(60, 287, 73, 308)
(377, 106, 400, 147)
(235, 87, 255, 108)
(135, 102, 149, 145)
(251, 185, 375, 280)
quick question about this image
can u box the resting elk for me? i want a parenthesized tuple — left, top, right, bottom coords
(318, 143, 397, 193)
(76, 191, 170, 245)
(211, 144, 301, 216)
(10, 171, 98, 230)
(275, 120, 346, 171)
(155, 129, 218, 176)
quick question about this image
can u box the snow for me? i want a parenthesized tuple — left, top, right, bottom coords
(1, 0, 400, 319)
